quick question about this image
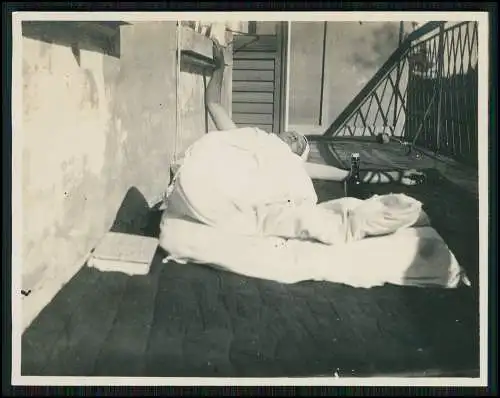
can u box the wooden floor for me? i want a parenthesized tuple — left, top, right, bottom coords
(21, 139, 481, 378)
(307, 137, 479, 198)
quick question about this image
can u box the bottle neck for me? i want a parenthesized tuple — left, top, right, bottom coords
(350, 159, 361, 183)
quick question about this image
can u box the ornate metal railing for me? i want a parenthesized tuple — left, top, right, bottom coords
(323, 21, 478, 167)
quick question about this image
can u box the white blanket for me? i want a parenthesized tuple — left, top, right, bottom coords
(165, 128, 428, 243)
(158, 128, 470, 288)
(159, 216, 470, 288)
(164, 128, 318, 235)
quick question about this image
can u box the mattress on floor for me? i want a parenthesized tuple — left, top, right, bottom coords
(161, 217, 470, 289)
(21, 169, 480, 378)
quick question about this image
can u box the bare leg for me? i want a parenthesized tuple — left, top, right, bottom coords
(206, 40, 237, 131)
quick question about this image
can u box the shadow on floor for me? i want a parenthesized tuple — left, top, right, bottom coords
(109, 186, 161, 238)
(313, 168, 480, 376)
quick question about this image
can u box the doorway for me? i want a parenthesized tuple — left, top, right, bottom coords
(231, 22, 288, 134)
(231, 21, 329, 136)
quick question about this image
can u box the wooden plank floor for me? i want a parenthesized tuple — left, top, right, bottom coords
(21, 140, 480, 378)
(308, 137, 479, 198)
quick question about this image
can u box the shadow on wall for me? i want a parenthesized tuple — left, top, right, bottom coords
(22, 21, 127, 59)
(351, 22, 400, 71)
(180, 53, 214, 76)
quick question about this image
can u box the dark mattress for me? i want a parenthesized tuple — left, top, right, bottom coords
(21, 169, 480, 378)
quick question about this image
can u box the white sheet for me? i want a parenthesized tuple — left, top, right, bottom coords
(165, 129, 430, 243)
(159, 216, 470, 289)
(158, 128, 470, 288)
(164, 128, 318, 235)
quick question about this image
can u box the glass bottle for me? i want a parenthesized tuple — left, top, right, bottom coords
(345, 152, 363, 198)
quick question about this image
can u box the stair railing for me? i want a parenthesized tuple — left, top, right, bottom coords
(321, 20, 479, 167)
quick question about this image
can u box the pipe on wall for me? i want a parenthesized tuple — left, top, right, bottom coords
(174, 21, 182, 166)
(284, 21, 292, 132)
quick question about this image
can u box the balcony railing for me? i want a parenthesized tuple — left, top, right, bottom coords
(322, 21, 479, 167)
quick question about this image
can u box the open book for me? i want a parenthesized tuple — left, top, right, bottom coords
(88, 231, 159, 276)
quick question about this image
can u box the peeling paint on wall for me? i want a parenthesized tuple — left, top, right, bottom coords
(20, 21, 231, 330)
(285, 21, 403, 132)
(322, 21, 403, 127)
(350, 22, 399, 71)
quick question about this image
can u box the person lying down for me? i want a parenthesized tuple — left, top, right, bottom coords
(158, 40, 470, 289)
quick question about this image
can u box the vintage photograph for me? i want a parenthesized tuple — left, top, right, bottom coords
(12, 12, 488, 386)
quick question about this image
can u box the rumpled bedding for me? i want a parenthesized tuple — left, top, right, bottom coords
(160, 213, 470, 289)
(159, 128, 470, 288)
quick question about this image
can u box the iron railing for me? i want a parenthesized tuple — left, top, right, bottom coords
(322, 21, 479, 167)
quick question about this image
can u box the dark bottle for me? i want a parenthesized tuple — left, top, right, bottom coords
(344, 152, 364, 198)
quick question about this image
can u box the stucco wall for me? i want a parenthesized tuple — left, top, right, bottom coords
(20, 21, 227, 330)
(288, 22, 325, 126)
(322, 21, 402, 128)
(287, 21, 406, 136)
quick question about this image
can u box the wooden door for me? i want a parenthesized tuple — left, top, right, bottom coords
(231, 24, 287, 134)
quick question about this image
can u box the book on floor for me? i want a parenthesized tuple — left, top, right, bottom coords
(88, 231, 159, 276)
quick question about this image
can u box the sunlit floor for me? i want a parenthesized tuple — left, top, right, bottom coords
(21, 139, 480, 378)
